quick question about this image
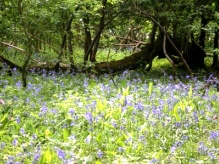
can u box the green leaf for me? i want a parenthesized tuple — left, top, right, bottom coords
(96, 99, 104, 111)
(0, 113, 9, 129)
(0, 130, 6, 136)
(171, 102, 180, 122)
(188, 86, 193, 98)
(148, 82, 153, 96)
(42, 149, 52, 163)
(62, 129, 69, 141)
(122, 86, 130, 96)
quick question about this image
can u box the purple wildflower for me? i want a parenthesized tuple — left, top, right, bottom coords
(69, 108, 75, 115)
(85, 112, 93, 124)
(12, 139, 18, 146)
(135, 102, 144, 110)
(33, 153, 40, 163)
(0, 142, 5, 149)
(15, 116, 20, 124)
(118, 147, 124, 153)
(209, 131, 219, 140)
(85, 135, 91, 143)
(56, 148, 65, 160)
(19, 127, 25, 135)
(40, 105, 47, 113)
(198, 142, 208, 154)
(97, 149, 103, 158)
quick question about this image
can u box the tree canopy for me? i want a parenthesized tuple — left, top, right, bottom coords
(1, 0, 219, 83)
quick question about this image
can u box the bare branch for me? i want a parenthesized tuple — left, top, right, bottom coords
(163, 35, 176, 79)
(1, 42, 25, 52)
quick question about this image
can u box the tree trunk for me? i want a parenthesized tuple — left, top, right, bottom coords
(83, 16, 92, 62)
(56, 15, 74, 71)
(199, 14, 208, 49)
(212, 29, 218, 68)
(68, 30, 74, 66)
(149, 22, 157, 45)
(90, 0, 107, 62)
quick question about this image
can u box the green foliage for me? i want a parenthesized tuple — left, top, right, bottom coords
(0, 62, 219, 163)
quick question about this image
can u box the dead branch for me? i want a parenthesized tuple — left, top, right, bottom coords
(112, 43, 139, 46)
(114, 36, 147, 44)
(1, 42, 25, 52)
(163, 34, 176, 79)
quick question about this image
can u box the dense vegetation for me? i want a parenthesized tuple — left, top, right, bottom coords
(0, 0, 219, 163)
(0, 60, 219, 163)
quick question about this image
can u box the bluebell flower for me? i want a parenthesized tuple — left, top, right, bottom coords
(0, 142, 5, 149)
(208, 151, 215, 160)
(209, 131, 219, 140)
(175, 122, 181, 128)
(12, 139, 18, 146)
(170, 145, 177, 153)
(69, 135, 76, 140)
(197, 142, 208, 154)
(69, 108, 75, 115)
(6, 156, 14, 164)
(56, 148, 65, 160)
(15, 116, 20, 124)
(111, 121, 117, 128)
(85, 135, 91, 143)
(97, 149, 103, 158)
(85, 112, 93, 124)
(32, 153, 40, 163)
(15, 81, 22, 88)
(40, 105, 47, 113)
(50, 109, 58, 114)
(135, 102, 144, 110)
(19, 127, 26, 135)
(149, 158, 159, 164)
(118, 147, 124, 153)
(83, 79, 88, 87)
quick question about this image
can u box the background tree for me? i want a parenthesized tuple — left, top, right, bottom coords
(0, 0, 219, 80)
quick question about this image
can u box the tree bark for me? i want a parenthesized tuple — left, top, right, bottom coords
(199, 14, 208, 49)
(212, 29, 218, 68)
(83, 16, 92, 62)
(56, 15, 74, 71)
(91, 0, 108, 62)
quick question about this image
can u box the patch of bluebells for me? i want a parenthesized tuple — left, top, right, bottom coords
(197, 142, 218, 160)
(209, 131, 219, 141)
(55, 147, 66, 160)
(2, 69, 219, 163)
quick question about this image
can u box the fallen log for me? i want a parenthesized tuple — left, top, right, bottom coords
(94, 43, 156, 73)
